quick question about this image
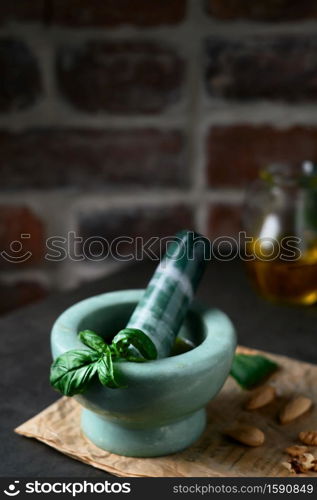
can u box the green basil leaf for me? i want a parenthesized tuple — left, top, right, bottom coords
(230, 353, 278, 390)
(79, 329, 107, 354)
(50, 327, 157, 395)
(50, 349, 99, 396)
(112, 328, 157, 361)
(97, 347, 120, 388)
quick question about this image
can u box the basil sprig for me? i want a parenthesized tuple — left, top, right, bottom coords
(50, 328, 157, 396)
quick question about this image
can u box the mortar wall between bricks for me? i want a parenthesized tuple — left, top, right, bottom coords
(1, 0, 317, 313)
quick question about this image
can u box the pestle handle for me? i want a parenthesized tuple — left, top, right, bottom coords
(126, 230, 209, 358)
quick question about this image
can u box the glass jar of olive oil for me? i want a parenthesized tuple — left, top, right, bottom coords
(243, 162, 317, 305)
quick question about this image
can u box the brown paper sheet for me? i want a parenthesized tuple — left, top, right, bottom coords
(15, 348, 317, 477)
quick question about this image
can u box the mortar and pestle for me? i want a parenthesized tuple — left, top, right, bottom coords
(50, 231, 237, 457)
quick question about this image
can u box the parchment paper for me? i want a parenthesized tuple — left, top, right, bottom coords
(15, 348, 317, 477)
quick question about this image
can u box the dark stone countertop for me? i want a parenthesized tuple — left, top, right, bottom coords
(1, 260, 317, 476)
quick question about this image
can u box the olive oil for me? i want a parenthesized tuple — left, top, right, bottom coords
(243, 162, 317, 305)
(246, 245, 317, 305)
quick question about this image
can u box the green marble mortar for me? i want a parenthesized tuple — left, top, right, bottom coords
(51, 289, 236, 457)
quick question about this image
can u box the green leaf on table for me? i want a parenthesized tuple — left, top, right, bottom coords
(112, 328, 158, 361)
(50, 349, 99, 396)
(230, 353, 278, 390)
(79, 329, 108, 354)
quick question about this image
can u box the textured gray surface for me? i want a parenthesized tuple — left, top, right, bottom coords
(1, 260, 317, 476)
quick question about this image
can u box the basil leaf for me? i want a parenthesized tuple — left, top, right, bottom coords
(97, 347, 120, 388)
(112, 328, 157, 360)
(230, 354, 278, 389)
(50, 349, 99, 396)
(79, 329, 107, 354)
(50, 327, 158, 395)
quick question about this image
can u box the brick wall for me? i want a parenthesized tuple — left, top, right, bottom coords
(1, 0, 317, 313)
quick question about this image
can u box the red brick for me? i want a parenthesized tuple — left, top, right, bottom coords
(208, 203, 242, 240)
(207, 126, 317, 188)
(0, 206, 45, 268)
(205, 37, 317, 101)
(50, 0, 186, 27)
(0, 129, 187, 189)
(206, 0, 317, 21)
(0, 38, 42, 112)
(0, 281, 47, 316)
(56, 41, 184, 114)
(78, 205, 194, 260)
(0, 1, 45, 25)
